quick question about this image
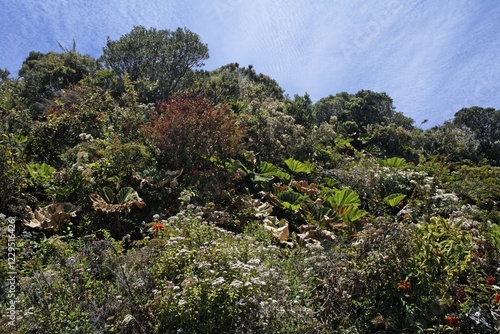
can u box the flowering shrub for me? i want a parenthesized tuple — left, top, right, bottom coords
(244, 99, 310, 164)
(60, 138, 153, 190)
(146, 207, 321, 333)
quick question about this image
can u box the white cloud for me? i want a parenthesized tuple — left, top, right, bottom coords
(1, 0, 498, 126)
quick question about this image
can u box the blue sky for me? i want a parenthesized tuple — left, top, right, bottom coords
(1, 0, 499, 127)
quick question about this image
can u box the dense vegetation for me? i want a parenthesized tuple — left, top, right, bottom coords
(1, 26, 500, 333)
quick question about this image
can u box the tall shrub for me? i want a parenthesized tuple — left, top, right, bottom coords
(142, 93, 246, 171)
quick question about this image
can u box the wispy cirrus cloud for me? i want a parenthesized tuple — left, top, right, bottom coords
(1, 0, 498, 126)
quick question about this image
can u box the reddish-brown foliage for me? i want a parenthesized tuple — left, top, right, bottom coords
(445, 315, 460, 328)
(142, 93, 246, 171)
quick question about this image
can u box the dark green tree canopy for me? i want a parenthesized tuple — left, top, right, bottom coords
(423, 121, 481, 163)
(101, 26, 209, 102)
(0, 68, 10, 81)
(18, 50, 100, 116)
(314, 90, 413, 129)
(453, 106, 500, 164)
(453, 106, 498, 141)
(192, 63, 285, 106)
(285, 93, 314, 128)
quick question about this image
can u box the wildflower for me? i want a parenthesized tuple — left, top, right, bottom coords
(211, 277, 225, 286)
(176, 248, 190, 257)
(398, 279, 411, 291)
(152, 223, 165, 232)
(230, 280, 243, 289)
(445, 315, 460, 327)
(494, 293, 500, 304)
(247, 258, 261, 266)
(486, 276, 496, 286)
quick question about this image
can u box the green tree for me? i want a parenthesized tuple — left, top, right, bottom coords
(18, 50, 100, 117)
(365, 123, 419, 160)
(0, 68, 10, 81)
(25, 84, 116, 165)
(314, 90, 412, 129)
(313, 90, 414, 151)
(313, 92, 348, 125)
(101, 26, 209, 102)
(452, 106, 500, 165)
(285, 93, 314, 128)
(422, 122, 482, 164)
(192, 63, 285, 106)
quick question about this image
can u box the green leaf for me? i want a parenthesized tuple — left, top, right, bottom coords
(281, 202, 302, 211)
(304, 201, 333, 222)
(259, 161, 280, 174)
(116, 187, 137, 204)
(233, 160, 251, 176)
(100, 186, 115, 204)
(323, 177, 339, 188)
(383, 193, 407, 207)
(27, 163, 56, 183)
(328, 188, 361, 207)
(284, 158, 315, 174)
(277, 189, 308, 211)
(342, 206, 368, 222)
(378, 157, 406, 167)
(251, 174, 274, 182)
(257, 161, 290, 181)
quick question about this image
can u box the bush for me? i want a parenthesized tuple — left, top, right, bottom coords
(25, 84, 116, 165)
(245, 99, 310, 164)
(142, 93, 246, 172)
(13, 232, 152, 334)
(146, 207, 321, 333)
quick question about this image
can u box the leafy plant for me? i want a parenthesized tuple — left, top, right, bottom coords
(327, 189, 366, 220)
(257, 160, 291, 182)
(378, 157, 407, 167)
(21, 202, 81, 230)
(384, 193, 407, 207)
(276, 189, 308, 211)
(489, 223, 500, 254)
(284, 157, 315, 174)
(90, 186, 145, 213)
(142, 93, 246, 172)
(27, 163, 56, 186)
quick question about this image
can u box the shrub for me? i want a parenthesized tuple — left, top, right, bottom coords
(245, 99, 310, 164)
(146, 206, 321, 333)
(13, 232, 152, 333)
(142, 93, 246, 172)
(25, 84, 116, 165)
(317, 218, 417, 332)
(61, 138, 154, 190)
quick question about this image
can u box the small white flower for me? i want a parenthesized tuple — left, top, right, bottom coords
(230, 280, 243, 289)
(247, 258, 261, 265)
(211, 277, 225, 286)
